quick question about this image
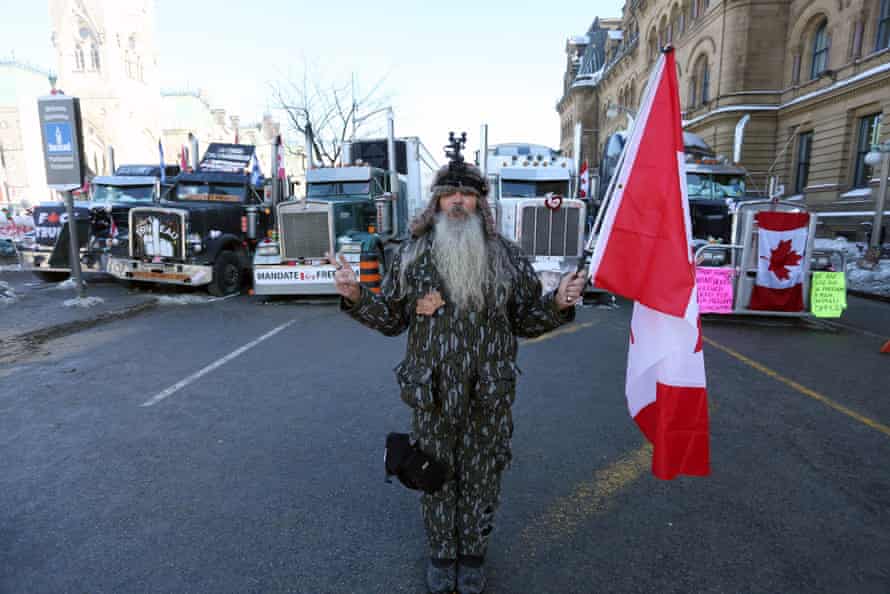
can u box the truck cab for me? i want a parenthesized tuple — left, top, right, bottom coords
(252, 135, 435, 296)
(598, 131, 750, 244)
(253, 166, 390, 295)
(17, 165, 178, 282)
(107, 144, 272, 296)
(484, 143, 586, 293)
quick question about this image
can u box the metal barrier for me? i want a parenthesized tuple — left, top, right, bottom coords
(694, 200, 847, 317)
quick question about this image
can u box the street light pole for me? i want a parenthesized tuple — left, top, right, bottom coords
(862, 142, 889, 269)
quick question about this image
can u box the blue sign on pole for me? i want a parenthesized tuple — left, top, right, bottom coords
(45, 122, 74, 154)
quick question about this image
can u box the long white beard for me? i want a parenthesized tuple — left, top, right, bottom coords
(433, 213, 489, 312)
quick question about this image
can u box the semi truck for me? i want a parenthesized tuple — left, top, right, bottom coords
(107, 144, 273, 296)
(17, 164, 179, 282)
(252, 113, 436, 296)
(480, 141, 586, 293)
(598, 130, 750, 244)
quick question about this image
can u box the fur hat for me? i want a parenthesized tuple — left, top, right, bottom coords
(408, 162, 497, 238)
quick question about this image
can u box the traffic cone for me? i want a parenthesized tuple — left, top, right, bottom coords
(881, 340, 890, 354)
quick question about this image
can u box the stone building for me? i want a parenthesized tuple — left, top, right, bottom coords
(0, 60, 56, 207)
(558, 0, 890, 239)
(1, 0, 304, 207)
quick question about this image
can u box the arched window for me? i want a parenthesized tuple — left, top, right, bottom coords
(695, 55, 710, 105)
(810, 22, 829, 79)
(671, 4, 683, 39)
(90, 43, 100, 71)
(877, 0, 890, 51)
(74, 44, 85, 70)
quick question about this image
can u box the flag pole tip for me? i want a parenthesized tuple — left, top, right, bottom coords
(661, 45, 675, 54)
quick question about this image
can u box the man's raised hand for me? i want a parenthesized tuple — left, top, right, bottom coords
(328, 251, 361, 303)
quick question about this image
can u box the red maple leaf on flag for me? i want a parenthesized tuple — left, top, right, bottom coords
(47, 211, 60, 224)
(763, 239, 802, 281)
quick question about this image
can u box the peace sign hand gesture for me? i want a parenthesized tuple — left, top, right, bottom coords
(327, 252, 361, 303)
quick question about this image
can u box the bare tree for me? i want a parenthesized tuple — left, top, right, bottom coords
(272, 63, 391, 166)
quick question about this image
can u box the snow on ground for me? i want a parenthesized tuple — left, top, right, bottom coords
(847, 260, 890, 297)
(815, 237, 890, 297)
(52, 278, 81, 290)
(63, 296, 105, 308)
(156, 294, 224, 305)
(0, 281, 18, 306)
(0, 263, 21, 271)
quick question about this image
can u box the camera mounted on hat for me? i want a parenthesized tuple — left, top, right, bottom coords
(432, 131, 488, 196)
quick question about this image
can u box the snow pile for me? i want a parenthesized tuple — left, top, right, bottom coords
(52, 278, 82, 290)
(0, 281, 18, 306)
(847, 260, 890, 298)
(0, 263, 22, 271)
(63, 296, 105, 308)
(814, 237, 863, 261)
(814, 237, 890, 297)
(157, 294, 220, 305)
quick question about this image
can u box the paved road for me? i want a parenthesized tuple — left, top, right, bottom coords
(1, 292, 888, 593)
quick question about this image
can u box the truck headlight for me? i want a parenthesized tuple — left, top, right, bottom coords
(256, 239, 279, 256)
(188, 232, 203, 254)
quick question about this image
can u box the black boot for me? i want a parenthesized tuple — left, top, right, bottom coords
(456, 555, 486, 594)
(426, 557, 457, 594)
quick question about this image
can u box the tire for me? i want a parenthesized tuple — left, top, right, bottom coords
(208, 250, 242, 297)
(33, 270, 71, 283)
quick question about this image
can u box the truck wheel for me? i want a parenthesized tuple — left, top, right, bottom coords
(208, 250, 242, 297)
(33, 271, 71, 283)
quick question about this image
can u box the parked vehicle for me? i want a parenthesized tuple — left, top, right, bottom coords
(481, 141, 586, 293)
(598, 130, 750, 244)
(252, 111, 436, 296)
(16, 165, 179, 282)
(107, 144, 272, 296)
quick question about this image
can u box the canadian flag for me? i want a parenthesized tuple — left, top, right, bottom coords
(578, 159, 590, 198)
(589, 48, 709, 480)
(749, 211, 810, 311)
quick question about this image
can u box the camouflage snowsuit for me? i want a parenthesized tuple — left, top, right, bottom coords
(343, 233, 574, 559)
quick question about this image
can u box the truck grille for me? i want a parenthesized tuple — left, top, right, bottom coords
(519, 204, 582, 257)
(278, 205, 331, 260)
(130, 209, 186, 260)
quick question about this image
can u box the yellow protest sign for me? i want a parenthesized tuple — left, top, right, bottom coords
(810, 272, 847, 318)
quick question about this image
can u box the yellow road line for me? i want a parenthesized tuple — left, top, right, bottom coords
(518, 443, 651, 558)
(521, 321, 597, 345)
(703, 336, 890, 438)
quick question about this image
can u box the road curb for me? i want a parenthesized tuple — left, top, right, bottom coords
(0, 297, 159, 363)
(848, 289, 890, 304)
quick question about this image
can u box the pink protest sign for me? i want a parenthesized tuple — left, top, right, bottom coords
(696, 267, 734, 313)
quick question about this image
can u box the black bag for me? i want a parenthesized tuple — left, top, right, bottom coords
(384, 433, 448, 494)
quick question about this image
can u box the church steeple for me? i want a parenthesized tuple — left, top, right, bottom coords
(48, 0, 161, 167)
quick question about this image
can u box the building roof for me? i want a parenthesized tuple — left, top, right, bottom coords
(575, 43, 602, 80)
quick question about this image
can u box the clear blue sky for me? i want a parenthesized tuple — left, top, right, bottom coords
(3, 0, 623, 158)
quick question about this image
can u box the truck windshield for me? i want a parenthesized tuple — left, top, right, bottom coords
(308, 182, 371, 197)
(686, 173, 746, 199)
(92, 184, 154, 203)
(174, 183, 245, 203)
(501, 180, 570, 198)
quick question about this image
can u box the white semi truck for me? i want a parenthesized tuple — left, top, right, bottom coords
(480, 141, 586, 293)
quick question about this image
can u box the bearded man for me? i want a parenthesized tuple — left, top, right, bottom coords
(334, 161, 585, 594)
